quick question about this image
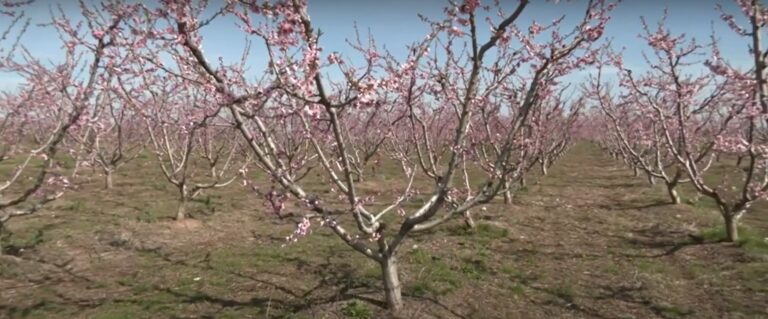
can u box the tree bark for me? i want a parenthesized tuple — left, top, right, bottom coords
(666, 182, 680, 204)
(723, 213, 739, 242)
(381, 256, 403, 313)
(176, 195, 188, 221)
(105, 170, 114, 190)
(503, 180, 512, 204)
(0, 225, 4, 255)
(70, 156, 82, 179)
(646, 173, 656, 185)
(463, 210, 476, 229)
(541, 160, 548, 176)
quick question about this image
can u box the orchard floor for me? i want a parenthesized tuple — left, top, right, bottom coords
(1, 143, 767, 319)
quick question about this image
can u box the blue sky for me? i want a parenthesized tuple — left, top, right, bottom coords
(0, 0, 751, 90)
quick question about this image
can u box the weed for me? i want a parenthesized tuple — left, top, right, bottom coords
(459, 257, 488, 280)
(340, 300, 372, 319)
(635, 260, 668, 274)
(699, 225, 768, 256)
(509, 284, 526, 296)
(405, 251, 462, 297)
(551, 284, 575, 303)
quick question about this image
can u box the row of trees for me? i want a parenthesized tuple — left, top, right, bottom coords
(0, 0, 602, 312)
(593, 0, 768, 242)
(10, 0, 768, 313)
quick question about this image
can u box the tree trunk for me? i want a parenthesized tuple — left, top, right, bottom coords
(736, 156, 743, 167)
(104, 170, 113, 190)
(176, 196, 188, 221)
(502, 180, 512, 204)
(519, 177, 526, 187)
(666, 182, 680, 204)
(463, 210, 476, 229)
(633, 167, 639, 177)
(647, 174, 656, 185)
(381, 256, 403, 313)
(70, 156, 82, 179)
(723, 213, 739, 242)
(541, 160, 548, 176)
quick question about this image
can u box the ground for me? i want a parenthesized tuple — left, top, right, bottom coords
(1, 143, 767, 318)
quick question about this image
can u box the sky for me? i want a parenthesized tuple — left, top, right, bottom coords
(0, 0, 752, 91)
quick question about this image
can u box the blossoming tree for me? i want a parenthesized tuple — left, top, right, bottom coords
(597, 2, 768, 241)
(120, 0, 614, 311)
(0, 0, 124, 251)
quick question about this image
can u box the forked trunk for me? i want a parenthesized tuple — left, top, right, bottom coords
(381, 256, 403, 313)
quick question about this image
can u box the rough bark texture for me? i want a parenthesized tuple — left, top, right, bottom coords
(176, 196, 188, 221)
(463, 211, 476, 229)
(381, 256, 403, 313)
(666, 182, 680, 204)
(105, 170, 113, 190)
(724, 213, 739, 242)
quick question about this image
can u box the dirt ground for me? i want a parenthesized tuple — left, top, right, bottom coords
(1, 143, 766, 319)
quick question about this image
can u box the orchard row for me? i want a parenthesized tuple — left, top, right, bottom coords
(0, 0, 764, 313)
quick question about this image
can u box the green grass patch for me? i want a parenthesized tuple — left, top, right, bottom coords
(340, 300, 372, 319)
(404, 249, 462, 297)
(634, 259, 669, 274)
(699, 225, 768, 256)
(500, 264, 540, 284)
(459, 257, 489, 280)
(551, 283, 576, 303)
(445, 223, 509, 246)
(604, 264, 621, 275)
(1, 228, 46, 254)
